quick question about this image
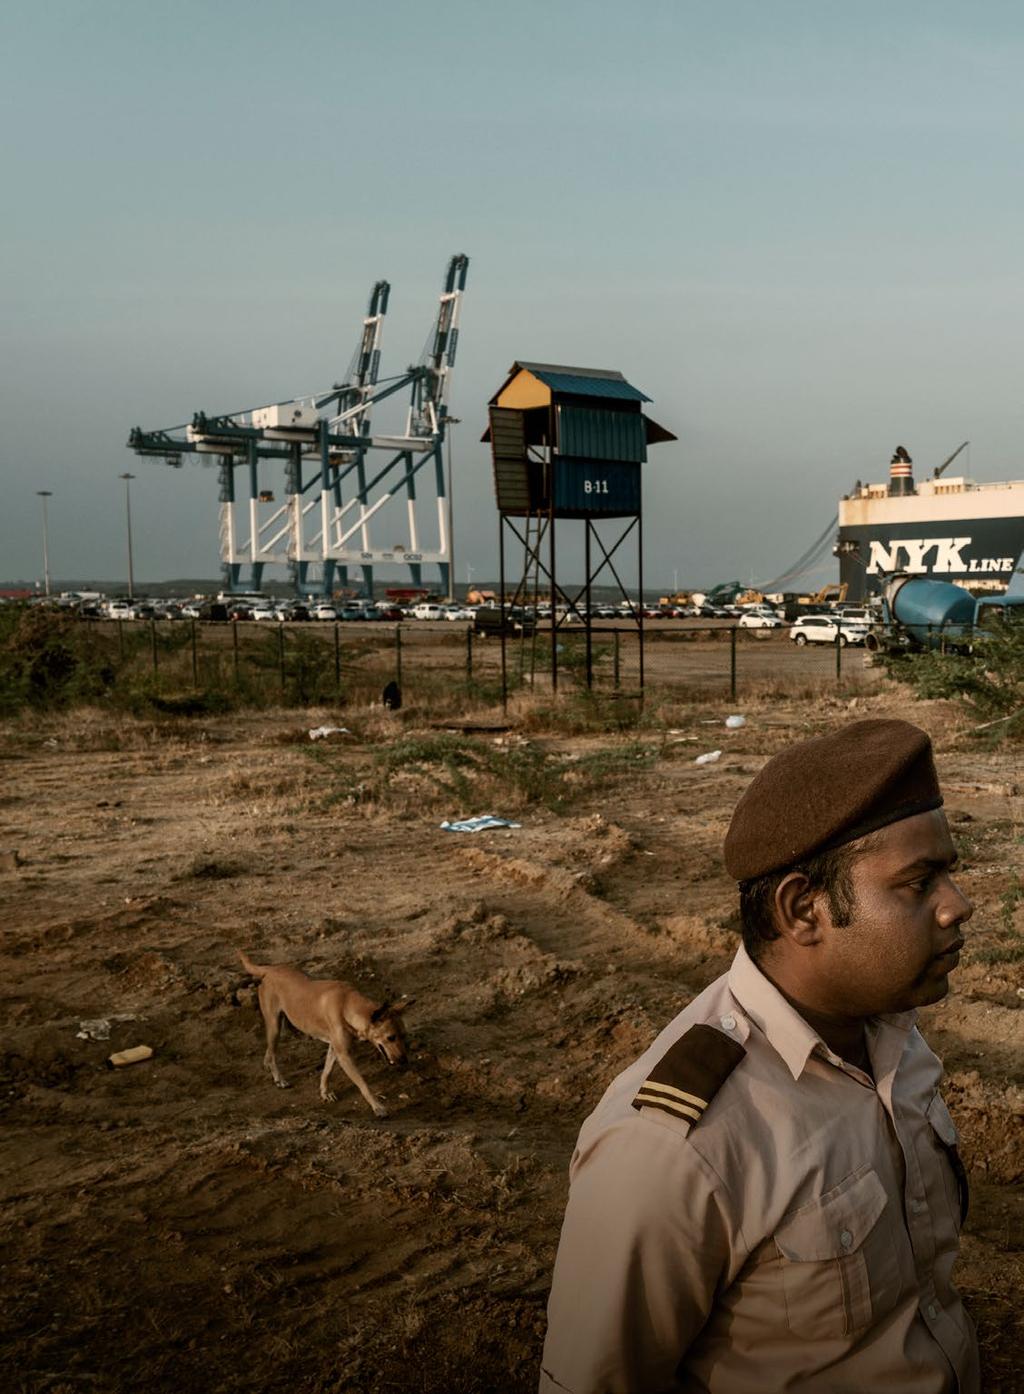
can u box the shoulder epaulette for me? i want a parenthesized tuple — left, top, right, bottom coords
(632, 1023, 745, 1127)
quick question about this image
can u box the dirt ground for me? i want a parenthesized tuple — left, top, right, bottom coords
(1, 676, 1023, 1392)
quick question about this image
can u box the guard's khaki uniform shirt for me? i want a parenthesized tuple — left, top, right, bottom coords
(540, 946, 979, 1394)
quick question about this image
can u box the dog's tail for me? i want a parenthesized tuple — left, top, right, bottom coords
(238, 950, 268, 978)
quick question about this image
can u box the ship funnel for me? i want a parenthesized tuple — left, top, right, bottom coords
(888, 445, 916, 497)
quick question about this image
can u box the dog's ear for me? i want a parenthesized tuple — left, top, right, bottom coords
(391, 998, 416, 1015)
(370, 1002, 391, 1023)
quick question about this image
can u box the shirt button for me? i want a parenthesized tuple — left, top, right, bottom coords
(719, 1014, 737, 1032)
(927, 1303, 939, 1320)
(839, 1229, 854, 1251)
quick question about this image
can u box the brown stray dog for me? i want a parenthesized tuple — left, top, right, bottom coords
(238, 951, 414, 1118)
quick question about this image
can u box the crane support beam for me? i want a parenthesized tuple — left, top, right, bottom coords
(128, 256, 469, 595)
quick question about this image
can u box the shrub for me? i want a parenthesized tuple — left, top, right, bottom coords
(878, 617, 1024, 728)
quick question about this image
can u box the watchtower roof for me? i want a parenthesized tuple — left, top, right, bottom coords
(490, 361, 652, 406)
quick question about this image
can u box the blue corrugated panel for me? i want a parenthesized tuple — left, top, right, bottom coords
(557, 406, 647, 462)
(552, 458, 641, 516)
(533, 371, 650, 401)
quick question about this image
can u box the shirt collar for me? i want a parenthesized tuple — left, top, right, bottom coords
(727, 943, 917, 1081)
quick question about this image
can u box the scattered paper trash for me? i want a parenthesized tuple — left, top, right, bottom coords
(108, 1045, 153, 1068)
(77, 1019, 112, 1041)
(440, 815, 522, 833)
(725, 715, 746, 729)
(694, 750, 722, 766)
(76, 1012, 138, 1041)
(309, 726, 351, 741)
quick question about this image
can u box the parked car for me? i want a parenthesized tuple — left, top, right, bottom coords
(473, 605, 537, 638)
(738, 612, 783, 629)
(412, 603, 445, 621)
(311, 604, 338, 621)
(789, 615, 868, 647)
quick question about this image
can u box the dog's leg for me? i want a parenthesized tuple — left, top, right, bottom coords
(330, 1036, 388, 1118)
(263, 1009, 290, 1089)
(319, 1046, 337, 1102)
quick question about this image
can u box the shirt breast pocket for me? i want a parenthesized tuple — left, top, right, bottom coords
(773, 1165, 902, 1341)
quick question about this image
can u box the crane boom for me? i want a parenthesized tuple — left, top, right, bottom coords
(933, 440, 969, 480)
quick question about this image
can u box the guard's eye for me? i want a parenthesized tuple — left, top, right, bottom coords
(908, 871, 937, 892)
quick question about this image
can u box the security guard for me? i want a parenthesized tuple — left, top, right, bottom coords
(540, 719, 979, 1393)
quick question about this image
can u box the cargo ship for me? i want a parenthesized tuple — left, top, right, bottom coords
(835, 447, 1024, 601)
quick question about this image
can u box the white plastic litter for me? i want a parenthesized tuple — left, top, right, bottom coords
(309, 726, 351, 741)
(725, 715, 746, 729)
(440, 815, 522, 833)
(694, 750, 722, 766)
(76, 1013, 138, 1041)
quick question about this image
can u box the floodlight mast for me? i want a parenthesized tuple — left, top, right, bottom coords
(126, 256, 469, 597)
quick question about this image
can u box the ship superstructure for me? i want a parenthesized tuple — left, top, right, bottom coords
(836, 448, 1024, 600)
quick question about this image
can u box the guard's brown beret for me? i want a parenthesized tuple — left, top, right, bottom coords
(724, 719, 943, 881)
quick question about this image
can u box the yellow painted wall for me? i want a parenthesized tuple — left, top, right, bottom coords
(496, 370, 551, 409)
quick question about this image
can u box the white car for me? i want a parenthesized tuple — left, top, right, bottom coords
(311, 604, 338, 621)
(105, 600, 133, 620)
(412, 603, 445, 621)
(251, 605, 279, 621)
(737, 612, 782, 629)
(789, 615, 868, 647)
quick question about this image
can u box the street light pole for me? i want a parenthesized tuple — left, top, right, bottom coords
(119, 472, 136, 600)
(444, 418, 461, 603)
(36, 491, 53, 597)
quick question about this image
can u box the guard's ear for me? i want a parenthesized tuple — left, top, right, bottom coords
(370, 1002, 391, 1023)
(774, 872, 826, 948)
(391, 998, 415, 1015)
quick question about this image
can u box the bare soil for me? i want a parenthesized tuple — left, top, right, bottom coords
(1, 682, 1022, 1393)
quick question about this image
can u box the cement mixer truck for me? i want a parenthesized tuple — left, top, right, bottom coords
(866, 572, 1024, 653)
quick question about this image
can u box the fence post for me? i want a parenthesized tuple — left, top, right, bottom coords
(334, 622, 341, 691)
(150, 619, 158, 677)
(191, 620, 199, 686)
(730, 627, 737, 701)
(395, 624, 403, 687)
(466, 625, 473, 684)
(835, 627, 842, 683)
(613, 630, 620, 689)
(117, 619, 125, 660)
(232, 620, 240, 682)
(278, 624, 286, 695)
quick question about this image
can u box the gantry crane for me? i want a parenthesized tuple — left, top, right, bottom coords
(128, 255, 468, 596)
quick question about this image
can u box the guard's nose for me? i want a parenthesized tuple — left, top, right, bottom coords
(939, 877, 973, 929)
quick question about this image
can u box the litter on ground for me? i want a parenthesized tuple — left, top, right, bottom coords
(725, 714, 746, 729)
(309, 726, 351, 741)
(108, 1045, 153, 1068)
(76, 1013, 139, 1041)
(440, 815, 522, 833)
(695, 750, 722, 766)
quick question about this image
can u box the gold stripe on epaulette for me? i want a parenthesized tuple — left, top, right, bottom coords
(638, 1080, 708, 1110)
(634, 1091, 702, 1121)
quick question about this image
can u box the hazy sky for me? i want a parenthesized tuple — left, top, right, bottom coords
(5, 0, 1024, 592)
